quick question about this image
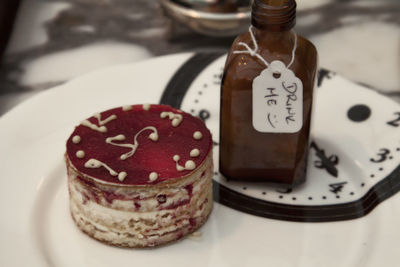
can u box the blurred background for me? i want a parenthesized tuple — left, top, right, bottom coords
(0, 0, 399, 116)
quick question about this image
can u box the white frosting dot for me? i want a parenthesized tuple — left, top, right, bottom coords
(173, 155, 180, 161)
(72, 135, 81, 144)
(160, 112, 168, 118)
(185, 160, 196, 170)
(122, 105, 132, 111)
(118, 172, 127, 181)
(76, 150, 85, 158)
(190, 148, 200, 157)
(172, 118, 180, 127)
(149, 172, 158, 182)
(143, 104, 151, 111)
(149, 132, 158, 141)
(193, 131, 203, 140)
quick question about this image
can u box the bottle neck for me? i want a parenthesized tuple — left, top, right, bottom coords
(251, 0, 297, 32)
(253, 27, 295, 51)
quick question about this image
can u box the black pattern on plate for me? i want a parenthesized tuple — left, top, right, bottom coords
(160, 52, 400, 222)
(160, 52, 224, 108)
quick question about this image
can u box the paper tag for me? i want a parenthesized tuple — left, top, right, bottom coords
(252, 60, 303, 133)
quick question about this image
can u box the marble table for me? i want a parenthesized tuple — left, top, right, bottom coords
(0, 0, 399, 116)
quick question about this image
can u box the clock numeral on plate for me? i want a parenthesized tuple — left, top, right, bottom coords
(370, 148, 391, 163)
(317, 69, 334, 87)
(198, 109, 211, 122)
(329, 182, 347, 194)
(387, 112, 400, 127)
(213, 70, 223, 85)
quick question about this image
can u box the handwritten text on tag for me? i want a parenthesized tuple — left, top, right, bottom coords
(252, 60, 303, 133)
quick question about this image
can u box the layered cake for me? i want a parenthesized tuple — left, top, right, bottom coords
(65, 104, 213, 247)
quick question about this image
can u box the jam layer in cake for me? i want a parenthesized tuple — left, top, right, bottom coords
(65, 104, 213, 247)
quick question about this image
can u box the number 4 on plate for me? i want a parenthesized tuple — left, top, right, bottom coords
(329, 182, 347, 194)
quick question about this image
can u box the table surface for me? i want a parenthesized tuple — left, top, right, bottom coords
(0, 0, 399, 116)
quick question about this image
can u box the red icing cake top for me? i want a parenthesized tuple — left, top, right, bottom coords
(66, 104, 212, 185)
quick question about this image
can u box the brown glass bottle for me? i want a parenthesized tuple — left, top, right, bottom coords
(219, 0, 318, 186)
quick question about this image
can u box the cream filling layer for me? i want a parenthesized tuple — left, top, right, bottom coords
(70, 180, 212, 242)
(70, 165, 211, 212)
(69, 172, 212, 230)
(70, 195, 213, 246)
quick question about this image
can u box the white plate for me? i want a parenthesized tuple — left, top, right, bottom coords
(1, 53, 400, 267)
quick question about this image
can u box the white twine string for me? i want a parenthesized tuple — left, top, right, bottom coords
(287, 29, 297, 68)
(233, 25, 298, 69)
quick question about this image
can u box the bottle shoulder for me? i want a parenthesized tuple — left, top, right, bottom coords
(223, 31, 318, 83)
(297, 35, 318, 58)
(296, 35, 318, 72)
(226, 32, 251, 58)
(226, 32, 317, 64)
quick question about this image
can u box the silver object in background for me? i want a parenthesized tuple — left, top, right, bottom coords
(160, 0, 251, 37)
